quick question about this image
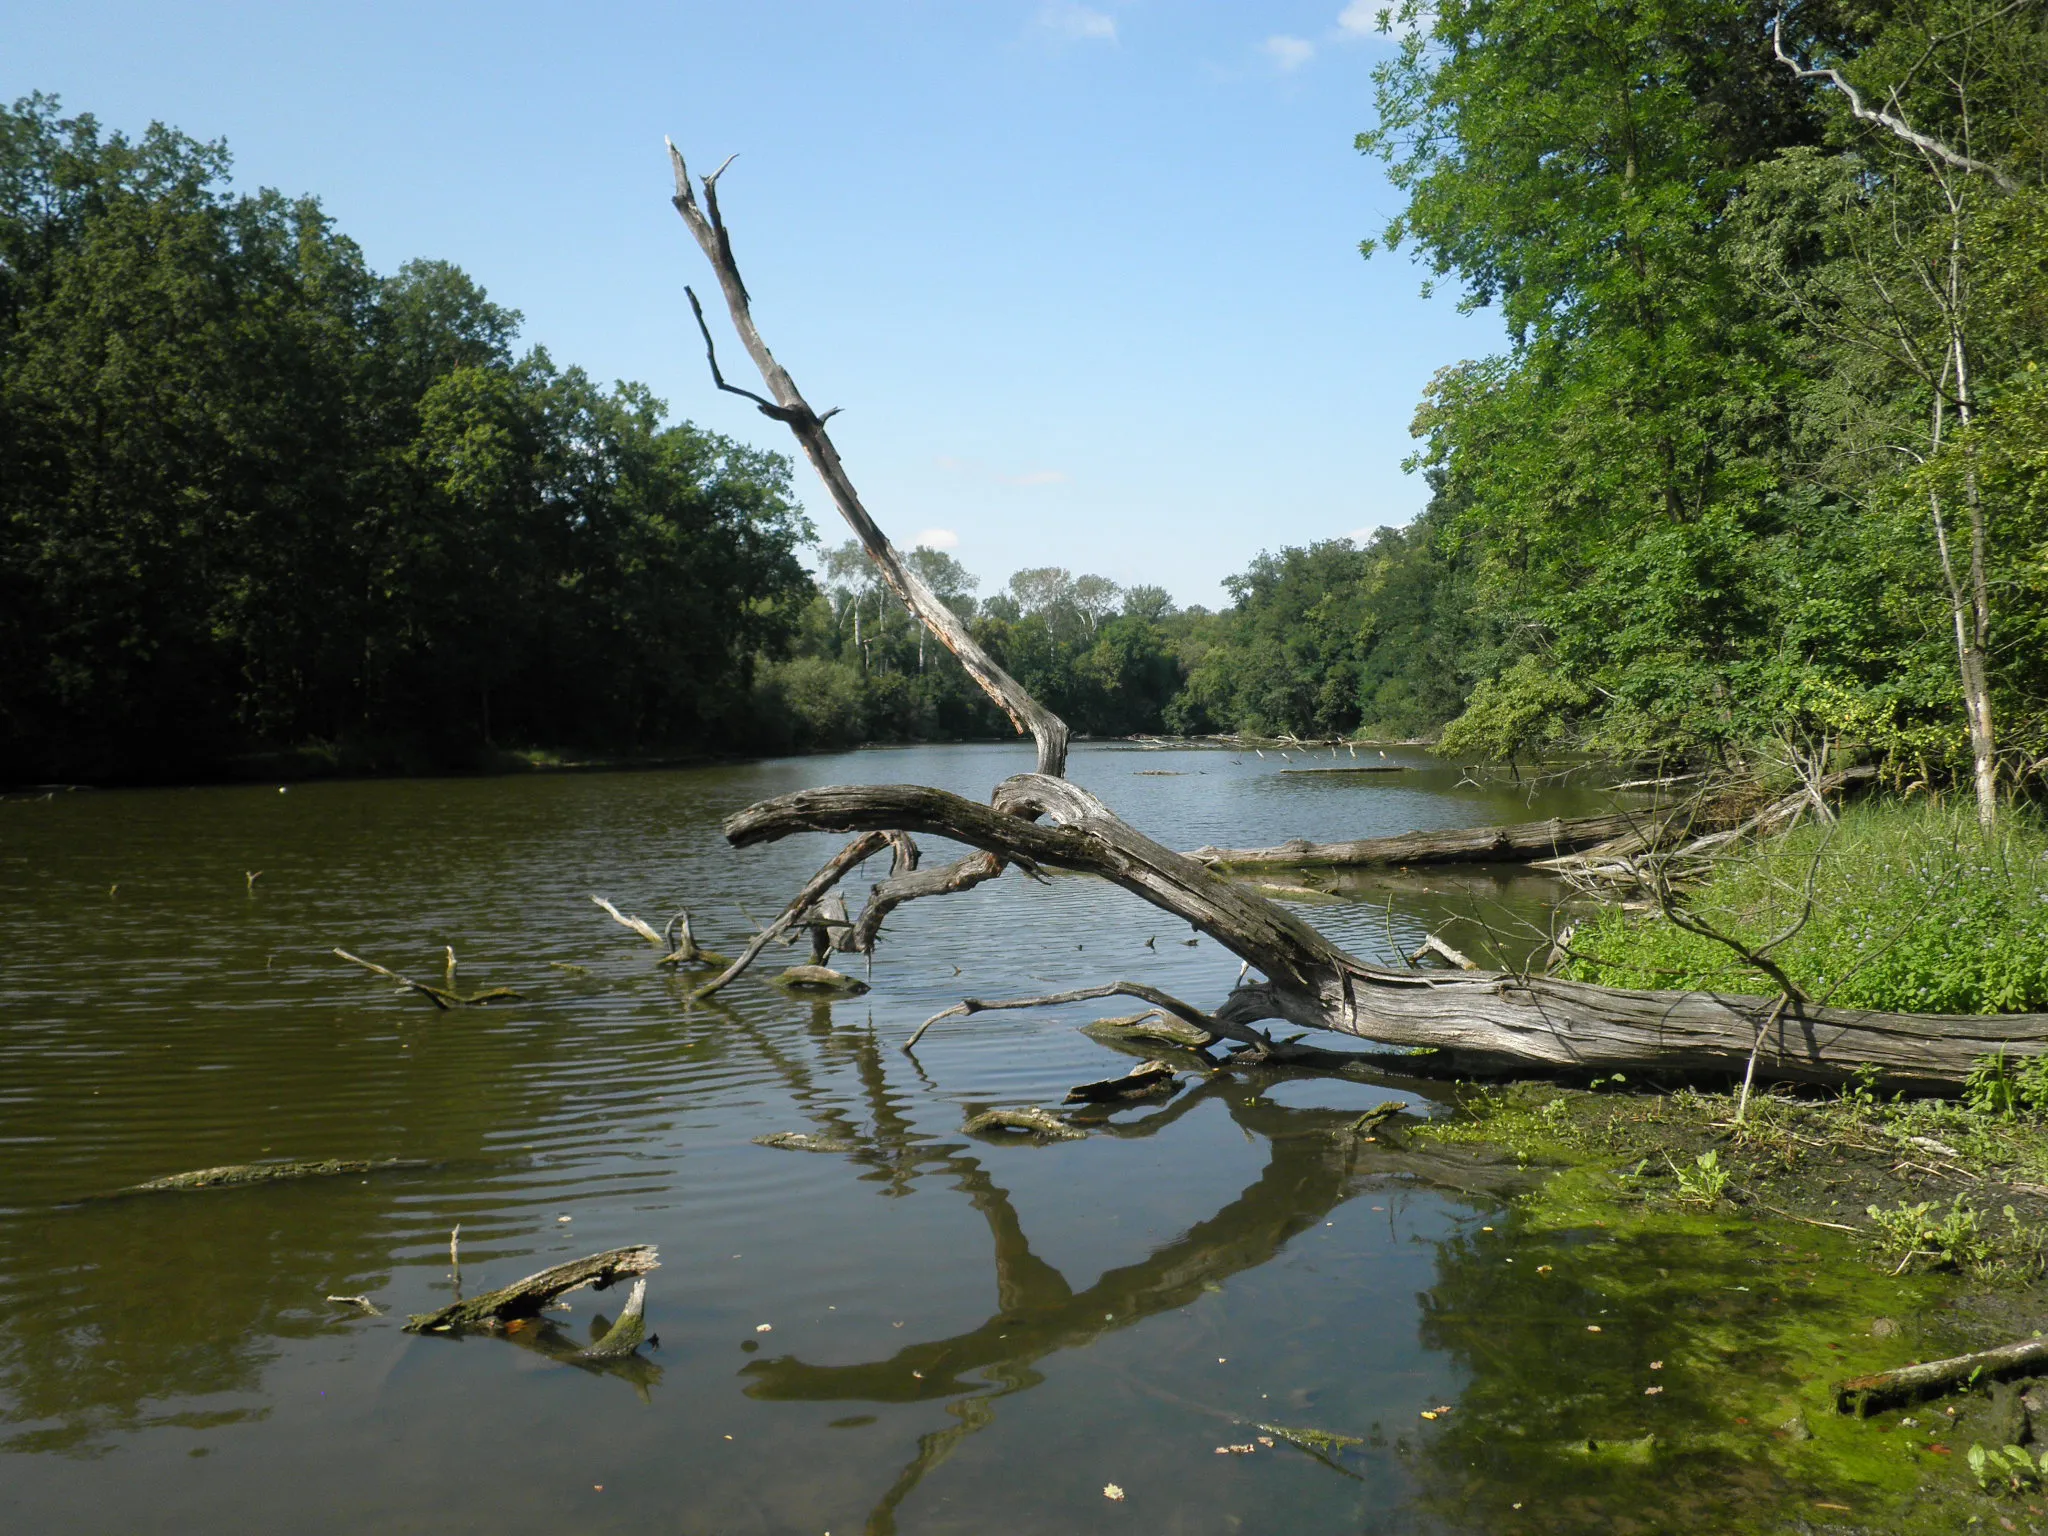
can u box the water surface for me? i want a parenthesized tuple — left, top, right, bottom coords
(1, 744, 1899, 1532)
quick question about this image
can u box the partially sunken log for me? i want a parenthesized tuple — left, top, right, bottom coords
(1081, 1011, 1220, 1053)
(1189, 812, 1658, 871)
(773, 964, 871, 994)
(1836, 1335, 2048, 1416)
(126, 1157, 432, 1193)
(753, 1131, 861, 1153)
(406, 1246, 660, 1334)
(576, 1279, 650, 1360)
(962, 1107, 1087, 1141)
(1064, 1060, 1180, 1104)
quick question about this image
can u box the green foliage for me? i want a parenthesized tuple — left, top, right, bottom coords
(1970, 1441, 2048, 1494)
(1352, 0, 2048, 780)
(0, 94, 811, 778)
(1561, 802, 2048, 1013)
(1865, 1200, 1990, 1270)
(1670, 1147, 1730, 1204)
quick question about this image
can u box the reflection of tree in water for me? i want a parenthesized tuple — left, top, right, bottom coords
(730, 1011, 1523, 1536)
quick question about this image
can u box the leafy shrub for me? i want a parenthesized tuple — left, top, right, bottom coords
(1560, 803, 2048, 1013)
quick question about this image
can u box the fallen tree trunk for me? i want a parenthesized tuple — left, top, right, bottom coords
(406, 1245, 660, 1334)
(668, 145, 2043, 1092)
(1189, 812, 1662, 871)
(726, 777, 2048, 1089)
(1836, 1335, 2048, 1416)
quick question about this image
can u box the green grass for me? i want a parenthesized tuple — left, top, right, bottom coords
(1559, 800, 2048, 1013)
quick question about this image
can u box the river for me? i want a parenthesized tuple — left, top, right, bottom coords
(1, 744, 1875, 1533)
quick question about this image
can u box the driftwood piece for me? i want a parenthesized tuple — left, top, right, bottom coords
(326, 1294, 385, 1315)
(1064, 1059, 1180, 1104)
(1188, 813, 1658, 871)
(334, 949, 521, 1008)
(1409, 934, 1476, 970)
(126, 1157, 432, 1193)
(773, 964, 870, 994)
(1835, 1336, 2048, 1416)
(667, 141, 1069, 777)
(405, 1245, 660, 1334)
(576, 1279, 650, 1360)
(753, 1131, 861, 1153)
(1081, 1011, 1221, 1053)
(849, 850, 1005, 953)
(726, 776, 2048, 1088)
(962, 1107, 1088, 1141)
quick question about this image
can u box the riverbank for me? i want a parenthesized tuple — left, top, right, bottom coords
(1404, 1079, 2048, 1530)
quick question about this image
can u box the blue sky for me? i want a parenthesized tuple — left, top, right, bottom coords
(7, 1, 1502, 607)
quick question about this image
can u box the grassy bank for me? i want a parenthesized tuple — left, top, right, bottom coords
(1559, 801, 2048, 1015)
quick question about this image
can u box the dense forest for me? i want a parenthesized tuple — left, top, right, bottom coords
(5, 0, 2046, 791)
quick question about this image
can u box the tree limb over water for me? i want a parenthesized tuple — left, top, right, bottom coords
(669, 146, 2047, 1091)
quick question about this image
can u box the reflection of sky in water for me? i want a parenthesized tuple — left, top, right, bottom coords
(0, 745, 1688, 1533)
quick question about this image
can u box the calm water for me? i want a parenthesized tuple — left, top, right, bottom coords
(0, 745, 1872, 1533)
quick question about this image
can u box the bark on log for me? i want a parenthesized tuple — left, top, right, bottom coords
(1189, 813, 1659, 871)
(726, 775, 2048, 1089)
(961, 1107, 1088, 1141)
(576, 1279, 650, 1360)
(406, 1245, 660, 1333)
(1835, 1335, 2048, 1416)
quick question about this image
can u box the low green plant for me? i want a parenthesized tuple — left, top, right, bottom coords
(1561, 802, 2048, 1014)
(1670, 1148, 1730, 1203)
(1866, 1200, 1990, 1269)
(1965, 1051, 2048, 1117)
(1969, 1442, 2048, 1494)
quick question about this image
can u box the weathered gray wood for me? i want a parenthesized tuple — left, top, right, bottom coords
(126, 1157, 432, 1193)
(406, 1245, 660, 1333)
(666, 141, 1070, 777)
(726, 776, 2048, 1089)
(1836, 1335, 2048, 1415)
(1189, 813, 1658, 871)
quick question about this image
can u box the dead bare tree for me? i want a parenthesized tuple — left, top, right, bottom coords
(665, 142, 2048, 1089)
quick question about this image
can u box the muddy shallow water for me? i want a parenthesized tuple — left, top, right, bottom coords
(0, 744, 1958, 1532)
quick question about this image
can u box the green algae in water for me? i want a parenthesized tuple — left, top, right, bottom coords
(1411, 1164, 1985, 1533)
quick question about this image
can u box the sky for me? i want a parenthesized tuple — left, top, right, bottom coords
(6, 1, 1503, 608)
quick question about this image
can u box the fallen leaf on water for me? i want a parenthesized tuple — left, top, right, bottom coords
(1928, 1443, 1952, 1456)
(1420, 1411, 1438, 1420)
(1257, 1436, 1274, 1448)
(1814, 1503, 1852, 1512)
(1644, 1386, 1663, 1396)
(1536, 1264, 1553, 1274)
(756, 1323, 772, 1333)
(1649, 1360, 1664, 1369)
(1587, 1325, 1602, 1333)
(1103, 1483, 1125, 1501)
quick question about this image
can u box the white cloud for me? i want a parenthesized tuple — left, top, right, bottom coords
(1036, 3, 1116, 42)
(1003, 469, 1070, 487)
(1335, 0, 1379, 35)
(1262, 34, 1316, 70)
(1345, 525, 1380, 544)
(911, 528, 961, 550)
